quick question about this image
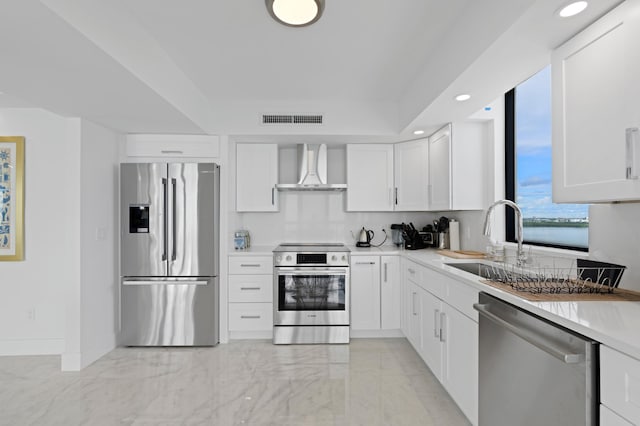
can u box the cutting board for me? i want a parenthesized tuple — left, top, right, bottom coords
(437, 249, 486, 259)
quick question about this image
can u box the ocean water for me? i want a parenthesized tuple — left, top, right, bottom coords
(523, 226, 588, 249)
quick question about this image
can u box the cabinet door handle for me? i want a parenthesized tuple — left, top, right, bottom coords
(408, 268, 415, 274)
(240, 315, 261, 319)
(626, 128, 639, 179)
(395, 187, 398, 205)
(384, 263, 388, 282)
(434, 309, 440, 338)
(240, 264, 261, 267)
(440, 312, 446, 342)
(271, 187, 275, 205)
(355, 261, 376, 265)
(427, 184, 433, 206)
(240, 287, 261, 291)
(412, 292, 417, 316)
(161, 150, 183, 154)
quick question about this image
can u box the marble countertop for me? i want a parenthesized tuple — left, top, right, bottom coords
(404, 250, 640, 361)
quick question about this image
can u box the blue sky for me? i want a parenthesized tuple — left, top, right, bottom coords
(515, 66, 589, 219)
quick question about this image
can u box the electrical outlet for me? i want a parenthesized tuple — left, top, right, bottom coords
(27, 308, 36, 321)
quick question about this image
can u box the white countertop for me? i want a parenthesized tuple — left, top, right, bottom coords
(404, 250, 640, 361)
(227, 245, 640, 360)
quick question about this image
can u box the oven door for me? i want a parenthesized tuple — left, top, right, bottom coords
(274, 267, 349, 326)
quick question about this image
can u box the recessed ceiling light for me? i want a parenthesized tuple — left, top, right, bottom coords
(455, 94, 471, 102)
(266, 0, 325, 27)
(413, 130, 425, 135)
(557, 1, 588, 18)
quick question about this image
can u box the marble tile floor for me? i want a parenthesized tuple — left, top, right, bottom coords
(0, 338, 470, 426)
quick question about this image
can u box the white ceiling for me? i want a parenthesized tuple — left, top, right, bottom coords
(0, 0, 624, 139)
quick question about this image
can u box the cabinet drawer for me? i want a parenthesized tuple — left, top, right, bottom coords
(443, 276, 479, 322)
(601, 405, 634, 426)
(404, 261, 423, 285)
(229, 256, 272, 275)
(420, 266, 446, 300)
(229, 275, 272, 303)
(601, 346, 640, 424)
(125, 134, 220, 158)
(228, 303, 273, 331)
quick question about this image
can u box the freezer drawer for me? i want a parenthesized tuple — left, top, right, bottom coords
(121, 277, 219, 346)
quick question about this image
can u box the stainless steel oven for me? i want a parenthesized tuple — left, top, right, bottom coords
(273, 243, 350, 344)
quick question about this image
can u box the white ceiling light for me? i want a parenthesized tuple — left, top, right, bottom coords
(266, 0, 325, 27)
(455, 94, 471, 102)
(557, 1, 588, 18)
(413, 130, 425, 135)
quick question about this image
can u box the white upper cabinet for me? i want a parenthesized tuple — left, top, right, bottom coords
(236, 143, 279, 212)
(394, 138, 430, 211)
(125, 134, 220, 158)
(552, 0, 640, 203)
(346, 144, 394, 211)
(429, 123, 485, 211)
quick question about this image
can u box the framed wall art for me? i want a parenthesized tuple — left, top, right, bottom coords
(0, 136, 24, 261)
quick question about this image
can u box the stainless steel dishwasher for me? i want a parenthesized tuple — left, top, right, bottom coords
(473, 293, 598, 426)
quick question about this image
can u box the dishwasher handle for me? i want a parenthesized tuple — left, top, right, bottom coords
(473, 303, 585, 364)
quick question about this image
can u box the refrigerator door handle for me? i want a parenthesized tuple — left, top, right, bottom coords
(162, 177, 168, 261)
(171, 178, 177, 261)
(122, 278, 209, 286)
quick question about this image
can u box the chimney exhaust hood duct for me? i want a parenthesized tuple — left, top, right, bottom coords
(276, 144, 347, 191)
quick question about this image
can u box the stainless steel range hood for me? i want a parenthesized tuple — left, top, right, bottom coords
(276, 144, 347, 191)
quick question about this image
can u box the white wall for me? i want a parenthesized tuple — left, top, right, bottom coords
(0, 108, 74, 355)
(77, 119, 119, 368)
(589, 203, 640, 292)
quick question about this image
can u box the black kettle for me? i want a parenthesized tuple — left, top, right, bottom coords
(356, 227, 374, 247)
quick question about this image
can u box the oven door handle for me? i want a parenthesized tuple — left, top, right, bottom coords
(473, 303, 585, 364)
(275, 269, 348, 276)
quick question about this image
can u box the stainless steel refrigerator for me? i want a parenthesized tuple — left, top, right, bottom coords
(120, 163, 219, 346)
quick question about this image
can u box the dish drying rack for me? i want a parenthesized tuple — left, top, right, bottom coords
(481, 257, 626, 295)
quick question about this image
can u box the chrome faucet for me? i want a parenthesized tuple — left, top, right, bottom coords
(483, 199, 526, 266)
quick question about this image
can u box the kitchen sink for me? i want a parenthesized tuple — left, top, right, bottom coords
(445, 262, 518, 281)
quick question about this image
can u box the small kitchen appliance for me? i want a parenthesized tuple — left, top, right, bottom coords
(391, 224, 404, 247)
(273, 243, 350, 344)
(356, 227, 374, 247)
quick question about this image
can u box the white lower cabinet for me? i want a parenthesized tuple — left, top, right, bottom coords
(351, 256, 381, 330)
(351, 255, 401, 334)
(228, 303, 273, 331)
(228, 255, 273, 337)
(380, 256, 401, 330)
(601, 345, 640, 425)
(441, 304, 478, 424)
(401, 257, 479, 425)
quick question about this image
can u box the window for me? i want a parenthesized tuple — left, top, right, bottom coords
(506, 65, 588, 251)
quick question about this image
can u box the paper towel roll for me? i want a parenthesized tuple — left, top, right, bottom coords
(449, 220, 460, 251)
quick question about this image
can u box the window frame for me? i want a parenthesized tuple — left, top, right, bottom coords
(504, 88, 588, 252)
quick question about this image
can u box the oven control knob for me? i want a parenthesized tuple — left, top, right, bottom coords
(331, 255, 337, 261)
(341, 255, 347, 262)
(275, 255, 282, 263)
(286, 255, 292, 262)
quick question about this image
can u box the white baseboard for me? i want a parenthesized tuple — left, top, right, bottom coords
(61, 352, 81, 371)
(0, 338, 64, 356)
(350, 329, 404, 338)
(229, 330, 272, 340)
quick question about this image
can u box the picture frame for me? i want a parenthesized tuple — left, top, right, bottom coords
(0, 136, 25, 261)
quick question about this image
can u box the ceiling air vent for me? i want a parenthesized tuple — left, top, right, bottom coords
(262, 114, 323, 125)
